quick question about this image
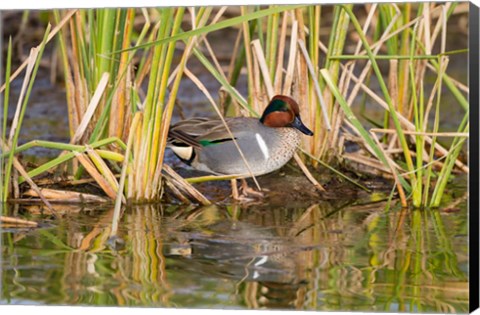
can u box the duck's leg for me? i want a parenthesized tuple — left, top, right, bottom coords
(240, 178, 265, 198)
(230, 178, 264, 201)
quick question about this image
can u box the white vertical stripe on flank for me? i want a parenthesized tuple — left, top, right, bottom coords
(255, 133, 269, 160)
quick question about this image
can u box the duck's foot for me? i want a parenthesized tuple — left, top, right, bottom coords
(230, 178, 268, 202)
(240, 179, 265, 198)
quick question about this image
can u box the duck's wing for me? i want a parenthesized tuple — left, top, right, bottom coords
(169, 117, 244, 147)
(168, 118, 211, 148)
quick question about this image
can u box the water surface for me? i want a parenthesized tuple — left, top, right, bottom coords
(1, 195, 468, 312)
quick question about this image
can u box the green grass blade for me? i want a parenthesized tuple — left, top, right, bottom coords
(1, 38, 13, 201)
(112, 5, 306, 54)
(4, 24, 51, 199)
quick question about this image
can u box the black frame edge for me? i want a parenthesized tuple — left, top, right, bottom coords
(469, 1, 480, 313)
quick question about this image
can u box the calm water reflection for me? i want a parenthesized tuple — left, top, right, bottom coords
(0, 198, 468, 312)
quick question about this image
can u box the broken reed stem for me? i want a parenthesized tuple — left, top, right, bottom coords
(274, 12, 288, 93)
(300, 148, 370, 192)
(343, 153, 393, 174)
(297, 39, 331, 130)
(71, 72, 110, 144)
(283, 20, 298, 96)
(370, 129, 468, 138)
(328, 51, 466, 60)
(251, 39, 275, 99)
(23, 188, 109, 203)
(0, 216, 38, 227)
(163, 164, 211, 205)
(293, 153, 325, 192)
(73, 152, 117, 200)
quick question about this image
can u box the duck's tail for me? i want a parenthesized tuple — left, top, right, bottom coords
(167, 128, 202, 149)
(166, 128, 201, 164)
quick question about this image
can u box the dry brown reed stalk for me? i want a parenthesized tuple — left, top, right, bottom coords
(283, 20, 298, 96)
(293, 154, 325, 192)
(32, 175, 119, 187)
(109, 11, 135, 142)
(163, 165, 211, 206)
(370, 129, 469, 138)
(23, 188, 109, 203)
(164, 180, 191, 204)
(86, 147, 123, 200)
(343, 153, 393, 175)
(50, 28, 87, 175)
(297, 39, 330, 130)
(73, 152, 118, 200)
(274, 12, 289, 93)
(0, 216, 38, 227)
(240, 6, 257, 108)
(293, 8, 310, 148)
(8, 50, 38, 145)
(68, 14, 87, 132)
(71, 73, 110, 144)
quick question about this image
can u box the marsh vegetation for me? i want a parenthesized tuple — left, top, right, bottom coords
(0, 3, 470, 312)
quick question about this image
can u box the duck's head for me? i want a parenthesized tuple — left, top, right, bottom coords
(259, 95, 314, 136)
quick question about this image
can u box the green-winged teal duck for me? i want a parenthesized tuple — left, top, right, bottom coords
(167, 95, 313, 178)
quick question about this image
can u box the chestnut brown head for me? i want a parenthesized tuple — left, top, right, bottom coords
(259, 95, 313, 136)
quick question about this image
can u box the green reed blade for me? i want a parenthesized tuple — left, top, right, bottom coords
(113, 5, 306, 55)
(4, 24, 51, 199)
(1, 38, 13, 201)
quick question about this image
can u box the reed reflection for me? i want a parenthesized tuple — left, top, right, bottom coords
(0, 199, 468, 312)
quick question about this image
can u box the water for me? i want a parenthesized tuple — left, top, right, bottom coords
(0, 196, 468, 312)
